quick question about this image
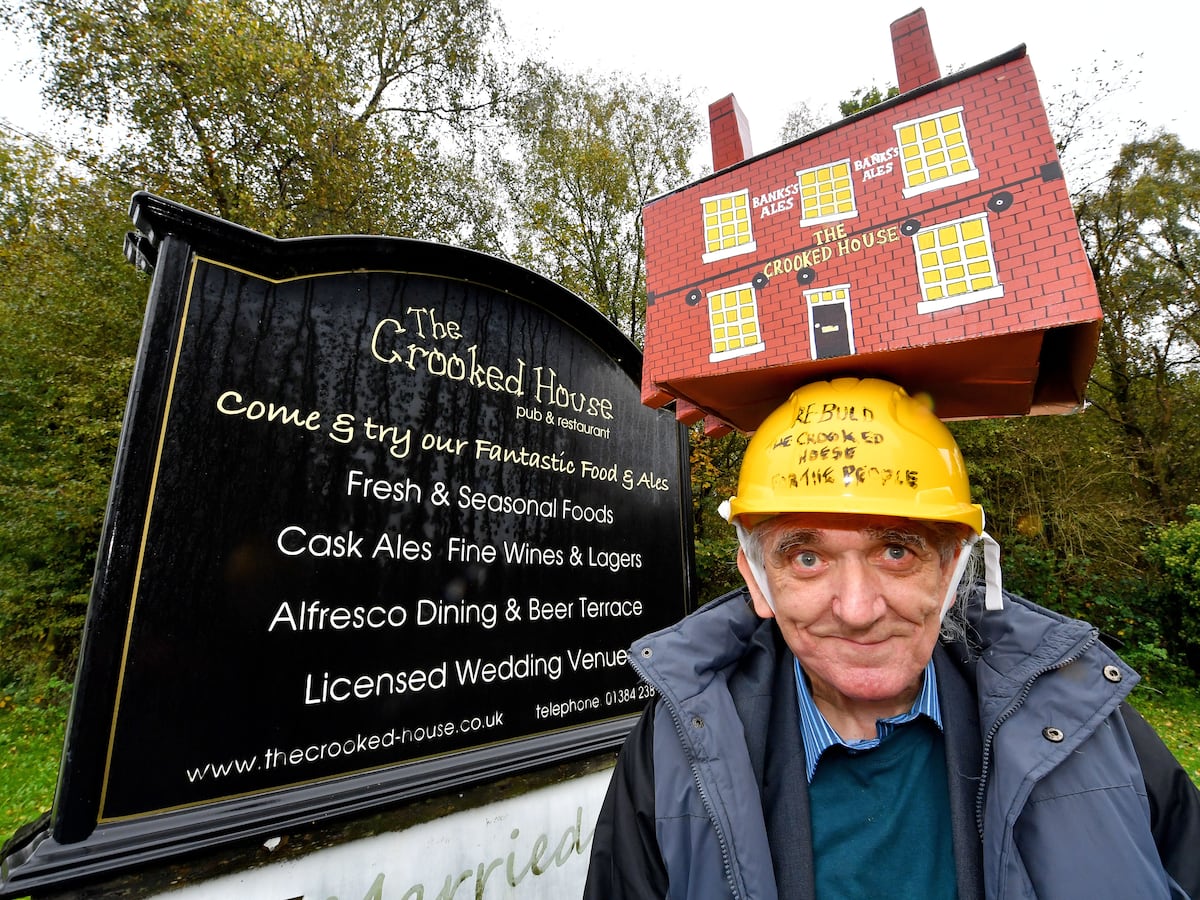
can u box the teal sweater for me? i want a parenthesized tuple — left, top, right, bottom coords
(808, 719, 955, 899)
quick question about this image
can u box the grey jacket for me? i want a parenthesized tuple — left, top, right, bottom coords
(585, 587, 1199, 899)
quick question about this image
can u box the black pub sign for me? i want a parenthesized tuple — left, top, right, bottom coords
(0, 194, 692, 895)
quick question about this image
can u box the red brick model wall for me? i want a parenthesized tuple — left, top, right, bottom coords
(640, 46, 1100, 433)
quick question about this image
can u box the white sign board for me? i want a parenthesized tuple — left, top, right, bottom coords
(153, 769, 613, 899)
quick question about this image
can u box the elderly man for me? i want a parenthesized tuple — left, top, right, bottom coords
(585, 378, 1200, 899)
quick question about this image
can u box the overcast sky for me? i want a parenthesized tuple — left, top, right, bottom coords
(2, 0, 1194, 179)
(495, 0, 1197, 175)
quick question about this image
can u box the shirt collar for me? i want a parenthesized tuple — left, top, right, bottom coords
(794, 656, 943, 781)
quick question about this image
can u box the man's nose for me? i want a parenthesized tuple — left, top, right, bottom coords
(829, 558, 885, 627)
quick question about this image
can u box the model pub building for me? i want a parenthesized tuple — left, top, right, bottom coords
(640, 9, 1102, 434)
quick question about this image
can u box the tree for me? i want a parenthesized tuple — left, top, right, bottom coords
(777, 86, 894, 147)
(777, 100, 834, 145)
(14, 0, 508, 243)
(497, 64, 700, 343)
(0, 135, 146, 682)
(1075, 133, 1200, 521)
(688, 427, 746, 603)
(941, 132, 1200, 679)
(1045, 55, 1146, 195)
(949, 413, 1156, 637)
(838, 85, 899, 117)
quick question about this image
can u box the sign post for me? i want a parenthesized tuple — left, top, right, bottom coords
(0, 193, 692, 897)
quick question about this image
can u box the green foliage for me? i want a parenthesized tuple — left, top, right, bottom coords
(1144, 506, 1200, 673)
(957, 130, 1200, 681)
(0, 137, 146, 684)
(688, 427, 745, 604)
(1005, 540, 1190, 686)
(947, 411, 1200, 684)
(838, 85, 899, 117)
(950, 412, 1148, 582)
(1147, 505, 1200, 590)
(1075, 133, 1200, 521)
(0, 676, 70, 841)
(17, 0, 507, 242)
(497, 63, 700, 343)
(693, 536, 741, 604)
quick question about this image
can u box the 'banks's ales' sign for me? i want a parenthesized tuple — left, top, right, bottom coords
(0, 193, 692, 896)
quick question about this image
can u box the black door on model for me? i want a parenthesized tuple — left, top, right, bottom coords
(811, 301, 851, 358)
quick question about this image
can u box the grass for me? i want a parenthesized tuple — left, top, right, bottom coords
(0, 681, 68, 847)
(1, 680, 1197, 847)
(1129, 681, 1200, 788)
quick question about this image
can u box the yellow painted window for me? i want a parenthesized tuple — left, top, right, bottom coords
(894, 106, 979, 196)
(700, 190, 756, 262)
(796, 159, 858, 224)
(912, 213, 1003, 313)
(808, 286, 850, 306)
(707, 285, 765, 360)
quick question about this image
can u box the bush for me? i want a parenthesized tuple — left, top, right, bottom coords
(999, 536, 1192, 688)
(1143, 505, 1200, 675)
(693, 534, 741, 605)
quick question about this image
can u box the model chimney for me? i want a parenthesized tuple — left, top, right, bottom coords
(708, 94, 753, 171)
(891, 8, 941, 92)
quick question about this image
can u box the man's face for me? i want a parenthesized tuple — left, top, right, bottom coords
(738, 513, 960, 723)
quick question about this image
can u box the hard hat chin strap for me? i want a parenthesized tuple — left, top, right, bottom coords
(980, 533, 1004, 610)
(940, 532, 1004, 620)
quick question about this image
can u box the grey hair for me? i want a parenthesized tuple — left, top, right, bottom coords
(939, 540, 980, 644)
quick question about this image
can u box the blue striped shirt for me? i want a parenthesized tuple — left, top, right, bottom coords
(794, 656, 943, 781)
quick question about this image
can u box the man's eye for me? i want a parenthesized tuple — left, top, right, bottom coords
(884, 544, 912, 561)
(796, 551, 820, 568)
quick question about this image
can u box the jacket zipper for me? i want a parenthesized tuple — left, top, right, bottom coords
(973, 629, 1100, 836)
(671, 705, 743, 899)
(634, 653, 743, 899)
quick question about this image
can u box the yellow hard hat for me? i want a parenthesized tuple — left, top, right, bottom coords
(726, 377, 984, 534)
